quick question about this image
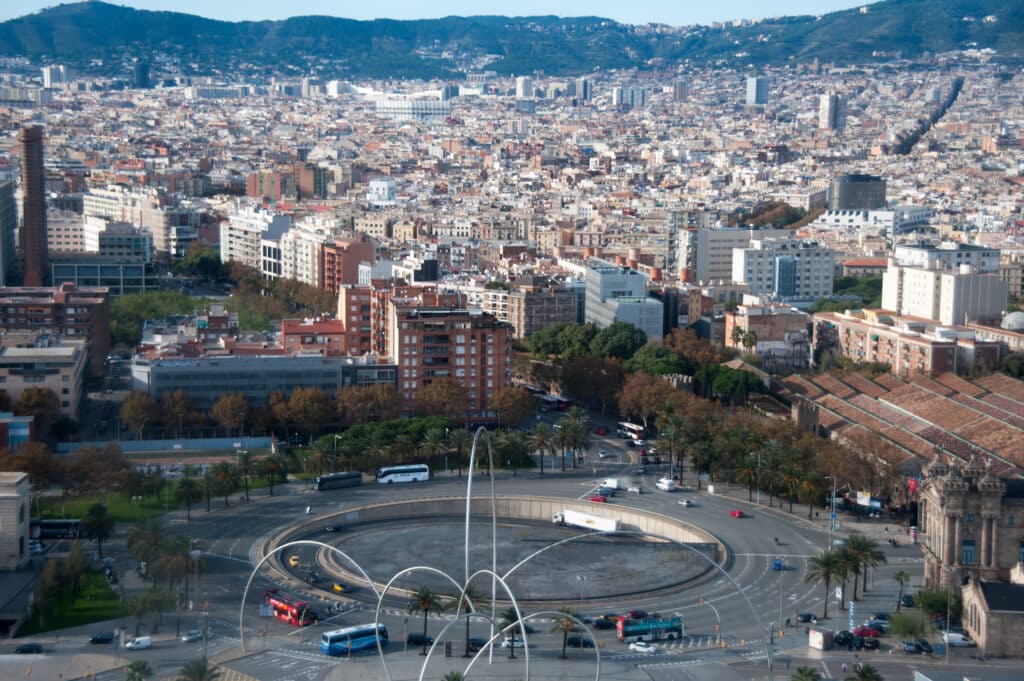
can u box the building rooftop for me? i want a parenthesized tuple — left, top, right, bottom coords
(978, 581, 1024, 612)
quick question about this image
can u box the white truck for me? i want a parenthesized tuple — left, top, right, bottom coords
(601, 478, 623, 490)
(553, 509, 619, 533)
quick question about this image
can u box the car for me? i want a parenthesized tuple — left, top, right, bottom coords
(593, 619, 617, 630)
(900, 594, 915, 608)
(677, 499, 692, 507)
(627, 486, 643, 495)
(633, 439, 647, 447)
(567, 635, 595, 648)
(795, 613, 816, 624)
(626, 609, 649, 620)
(325, 526, 337, 533)
(89, 632, 115, 644)
(862, 637, 880, 650)
(467, 637, 487, 652)
(850, 635, 865, 650)
(288, 555, 300, 567)
(772, 558, 783, 571)
(915, 639, 934, 654)
(332, 583, 346, 593)
(598, 450, 608, 459)
(872, 612, 890, 622)
(832, 631, 853, 646)
(633, 466, 645, 475)
(865, 619, 889, 633)
(14, 643, 42, 654)
(853, 626, 880, 638)
(125, 636, 152, 650)
(629, 641, 657, 653)
(305, 572, 321, 584)
(597, 486, 616, 497)
(500, 636, 525, 648)
(407, 633, 434, 646)
(638, 449, 647, 457)
(901, 640, 922, 654)
(181, 629, 203, 643)
(941, 631, 976, 647)
(730, 509, 744, 518)
(588, 495, 607, 503)
(594, 427, 608, 436)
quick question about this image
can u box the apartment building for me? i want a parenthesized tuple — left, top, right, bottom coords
(0, 472, 30, 571)
(82, 185, 198, 258)
(732, 238, 834, 302)
(0, 333, 87, 418)
(724, 304, 810, 370)
(676, 227, 789, 284)
(0, 283, 110, 380)
(220, 205, 292, 270)
(320, 237, 375, 294)
(387, 291, 512, 417)
(336, 285, 374, 354)
(506, 278, 579, 338)
(281, 319, 349, 355)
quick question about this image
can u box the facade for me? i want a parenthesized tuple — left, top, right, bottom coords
(515, 76, 532, 99)
(220, 206, 292, 269)
(584, 260, 648, 325)
(281, 319, 349, 355)
(961, 569, 1024, 658)
(731, 238, 834, 301)
(336, 285, 374, 354)
(0, 413, 32, 451)
(0, 283, 110, 380)
(818, 92, 844, 131)
(999, 252, 1024, 298)
(320, 237, 375, 293)
(828, 174, 886, 211)
(882, 260, 1007, 326)
(0, 182, 15, 286)
(0, 472, 30, 570)
(373, 96, 451, 122)
(677, 227, 789, 284)
(892, 243, 999, 273)
(387, 293, 513, 417)
(745, 76, 768, 106)
(605, 297, 664, 341)
(506, 279, 579, 338)
(0, 336, 87, 418)
(812, 310, 1000, 376)
(50, 256, 157, 297)
(19, 126, 48, 286)
(131, 354, 397, 410)
(82, 185, 198, 258)
(725, 304, 810, 370)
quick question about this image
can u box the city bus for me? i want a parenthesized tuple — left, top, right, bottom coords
(30, 519, 82, 539)
(266, 591, 317, 627)
(315, 471, 363, 491)
(376, 464, 430, 484)
(617, 422, 647, 442)
(320, 623, 389, 656)
(616, 615, 684, 643)
(540, 395, 573, 412)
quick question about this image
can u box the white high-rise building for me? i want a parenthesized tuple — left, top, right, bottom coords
(83, 185, 198, 257)
(677, 227, 790, 283)
(515, 76, 533, 99)
(818, 92, 845, 131)
(746, 76, 769, 106)
(732, 238, 834, 301)
(220, 204, 292, 269)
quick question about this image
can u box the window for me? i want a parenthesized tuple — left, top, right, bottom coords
(962, 540, 975, 564)
(1009, 515, 1015, 527)
(1019, 540, 1024, 564)
(965, 513, 974, 523)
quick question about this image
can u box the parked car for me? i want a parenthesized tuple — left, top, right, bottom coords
(594, 427, 608, 436)
(730, 509, 744, 518)
(865, 619, 889, 633)
(626, 609, 649, 620)
(862, 637, 880, 650)
(567, 635, 595, 648)
(633, 466, 646, 475)
(598, 450, 609, 459)
(629, 641, 657, 653)
(941, 631, 976, 647)
(915, 639, 934, 654)
(872, 612, 891, 622)
(900, 594, 915, 608)
(593, 619, 617, 630)
(901, 640, 922, 654)
(832, 631, 853, 646)
(467, 637, 487, 652)
(853, 626, 880, 638)
(15, 642, 42, 654)
(89, 632, 115, 644)
(850, 636, 865, 650)
(500, 636, 525, 649)
(597, 486, 616, 497)
(795, 613, 816, 624)
(181, 629, 203, 643)
(407, 633, 434, 646)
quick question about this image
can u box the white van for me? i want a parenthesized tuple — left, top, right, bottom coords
(601, 478, 622, 490)
(656, 478, 676, 492)
(125, 635, 152, 650)
(941, 631, 975, 647)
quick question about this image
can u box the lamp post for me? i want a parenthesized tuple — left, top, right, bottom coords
(132, 496, 142, 523)
(827, 475, 838, 547)
(698, 599, 721, 641)
(575, 575, 587, 611)
(944, 565, 954, 664)
(778, 556, 785, 634)
(752, 450, 762, 506)
(333, 434, 343, 460)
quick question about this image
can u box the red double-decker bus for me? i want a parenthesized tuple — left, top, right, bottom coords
(265, 589, 317, 627)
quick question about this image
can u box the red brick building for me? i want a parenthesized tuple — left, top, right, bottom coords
(319, 237, 375, 294)
(281, 318, 349, 355)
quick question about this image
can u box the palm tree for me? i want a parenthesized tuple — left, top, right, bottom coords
(441, 673, 465, 681)
(419, 427, 448, 471)
(128, 519, 164, 575)
(447, 428, 471, 474)
(391, 434, 417, 463)
(175, 657, 221, 681)
(779, 464, 802, 513)
(736, 456, 758, 502)
(791, 667, 822, 681)
(804, 548, 844, 620)
(453, 583, 487, 657)
(406, 586, 446, 655)
(124, 660, 154, 681)
(258, 455, 287, 496)
(837, 547, 859, 604)
(657, 413, 688, 481)
(499, 607, 521, 659)
(844, 663, 883, 681)
(894, 570, 912, 612)
(530, 422, 556, 475)
(128, 595, 149, 636)
(176, 477, 200, 522)
(555, 425, 574, 472)
(552, 607, 578, 659)
(798, 473, 825, 520)
(306, 443, 335, 479)
(845, 533, 887, 594)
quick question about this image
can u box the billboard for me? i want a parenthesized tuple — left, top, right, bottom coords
(856, 491, 871, 506)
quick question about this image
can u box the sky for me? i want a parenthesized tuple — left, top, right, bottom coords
(1, 1, 868, 27)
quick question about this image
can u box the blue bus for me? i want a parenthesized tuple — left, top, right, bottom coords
(321, 623, 389, 656)
(315, 471, 363, 491)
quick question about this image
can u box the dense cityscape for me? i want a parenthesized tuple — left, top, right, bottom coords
(0, 1, 1022, 680)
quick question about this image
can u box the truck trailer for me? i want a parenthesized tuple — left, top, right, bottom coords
(552, 509, 619, 533)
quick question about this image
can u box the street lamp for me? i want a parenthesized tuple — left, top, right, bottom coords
(751, 450, 762, 506)
(944, 565, 955, 664)
(333, 434, 343, 460)
(777, 556, 785, 635)
(131, 496, 143, 523)
(826, 475, 838, 547)
(575, 575, 587, 611)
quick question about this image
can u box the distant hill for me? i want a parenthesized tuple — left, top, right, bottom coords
(0, 0, 1021, 78)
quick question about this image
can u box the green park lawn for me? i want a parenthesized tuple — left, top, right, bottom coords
(19, 572, 125, 636)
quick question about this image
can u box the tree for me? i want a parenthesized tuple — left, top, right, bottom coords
(916, 586, 962, 623)
(618, 373, 674, 430)
(413, 378, 468, 421)
(14, 387, 62, 437)
(552, 607, 578, 659)
(64, 540, 88, 598)
(125, 660, 154, 681)
(844, 663, 883, 681)
(208, 462, 238, 507)
(211, 393, 249, 437)
(628, 342, 690, 375)
(236, 450, 254, 501)
(176, 477, 200, 522)
(82, 501, 115, 559)
(259, 455, 287, 496)
(287, 387, 334, 442)
(175, 657, 222, 681)
(489, 386, 535, 427)
(406, 586, 445, 655)
(161, 390, 194, 437)
(791, 667, 822, 681)
(887, 612, 923, 639)
(589, 322, 647, 360)
(530, 422, 557, 475)
(894, 570, 911, 612)
(121, 391, 159, 440)
(419, 428, 448, 471)
(844, 533, 886, 598)
(804, 548, 844, 620)
(441, 673, 465, 681)
(500, 607, 522, 659)
(448, 428, 471, 474)
(452, 583, 487, 658)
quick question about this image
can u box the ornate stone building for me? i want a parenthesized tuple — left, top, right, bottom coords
(919, 455, 1024, 588)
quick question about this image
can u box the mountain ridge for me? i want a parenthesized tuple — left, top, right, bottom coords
(1, 0, 1021, 78)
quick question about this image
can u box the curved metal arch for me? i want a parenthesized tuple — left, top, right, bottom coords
(464, 426, 499, 661)
(501, 527, 770, 662)
(239, 540, 383, 657)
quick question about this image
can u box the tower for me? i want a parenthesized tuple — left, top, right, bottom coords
(19, 126, 48, 287)
(818, 92, 844, 131)
(0, 181, 15, 286)
(133, 61, 151, 89)
(746, 76, 768, 106)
